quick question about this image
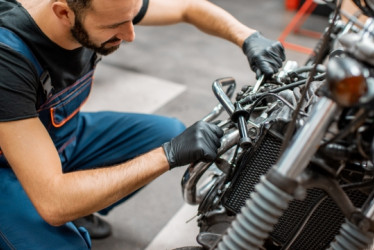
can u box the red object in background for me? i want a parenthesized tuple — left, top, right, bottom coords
(280, 0, 321, 54)
(285, 0, 300, 10)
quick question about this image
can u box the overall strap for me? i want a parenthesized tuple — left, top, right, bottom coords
(0, 27, 43, 76)
(0, 27, 53, 97)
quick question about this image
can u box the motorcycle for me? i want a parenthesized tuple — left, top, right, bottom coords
(180, 1, 374, 249)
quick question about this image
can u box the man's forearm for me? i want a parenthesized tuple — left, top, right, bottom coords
(38, 147, 169, 226)
(183, 0, 256, 48)
(139, 0, 256, 48)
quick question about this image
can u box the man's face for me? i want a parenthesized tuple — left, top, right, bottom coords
(70, 16, 120, 55)
(70, 0, 142, 55)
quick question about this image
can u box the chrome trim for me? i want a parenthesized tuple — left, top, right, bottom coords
(182, 128, 240, 204)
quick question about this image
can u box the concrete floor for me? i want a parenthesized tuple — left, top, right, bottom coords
(80, 0, 330, 249)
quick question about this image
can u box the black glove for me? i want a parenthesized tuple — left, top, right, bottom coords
(162, 121, 224, 169)
(243, 32, 286, 79)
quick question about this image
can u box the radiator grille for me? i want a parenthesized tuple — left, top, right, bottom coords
(285, 189, 367, 249)
(271, 188, 325, 243)
(222, 129, 368, 249)
(223, 130, 282, 213)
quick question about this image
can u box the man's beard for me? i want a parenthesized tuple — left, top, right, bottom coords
(70, 16, 121, 55)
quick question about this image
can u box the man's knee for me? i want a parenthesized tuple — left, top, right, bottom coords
(156, 117, 186, 141)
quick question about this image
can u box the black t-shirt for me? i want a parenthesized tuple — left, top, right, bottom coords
(0, 0, 148, 122)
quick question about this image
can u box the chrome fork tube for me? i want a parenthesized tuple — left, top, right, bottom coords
(276, 97, 339, 179)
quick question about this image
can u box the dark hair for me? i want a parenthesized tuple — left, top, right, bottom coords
(66, 0, 92, 15)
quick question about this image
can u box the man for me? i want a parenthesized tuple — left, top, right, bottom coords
(0, 0, 285, 248)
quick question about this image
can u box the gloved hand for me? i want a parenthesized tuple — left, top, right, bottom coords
(243, 31, 286, 79)
(162, 121, 224, 169)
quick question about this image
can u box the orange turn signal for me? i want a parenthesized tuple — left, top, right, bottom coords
(327, 56, 368, 107)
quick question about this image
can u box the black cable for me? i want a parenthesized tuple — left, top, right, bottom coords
(238, 72, 325, 106)
(246, 93, 309, 120)
(280, 0, 343, 155)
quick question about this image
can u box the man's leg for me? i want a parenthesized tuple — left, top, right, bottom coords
(64, 112, 186, 238)
(64, 112, 186, 172)
(0, 168, 91, 250)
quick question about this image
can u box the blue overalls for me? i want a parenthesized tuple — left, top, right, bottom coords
(0, 28, 186, 249)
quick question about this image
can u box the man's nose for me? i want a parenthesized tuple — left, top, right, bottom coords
(117, 22, 135, 42)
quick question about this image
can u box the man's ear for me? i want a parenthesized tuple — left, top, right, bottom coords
(51, 1, 75, 27)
